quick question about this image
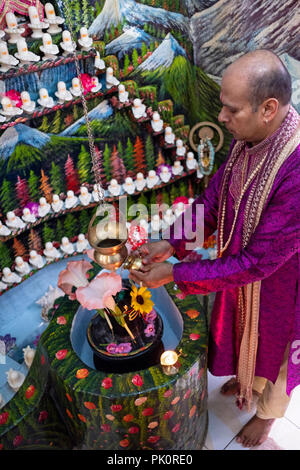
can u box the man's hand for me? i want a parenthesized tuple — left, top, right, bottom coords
(129, 262, 174, 288)
(138, 240, 175, 265)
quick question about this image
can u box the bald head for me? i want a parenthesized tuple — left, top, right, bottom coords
(224, 50, 292, 111)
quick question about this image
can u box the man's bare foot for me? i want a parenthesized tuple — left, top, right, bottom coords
(236, 415, 275, 447)
(220, 377, 240, 396)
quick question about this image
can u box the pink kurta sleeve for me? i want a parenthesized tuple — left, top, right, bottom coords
(166, 160, 227, 260)
(172, 163, 300, 296)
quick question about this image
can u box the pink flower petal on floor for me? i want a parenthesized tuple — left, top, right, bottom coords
(189, 333, 201, 340)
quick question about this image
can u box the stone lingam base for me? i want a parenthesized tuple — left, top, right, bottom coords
(87, 279, 164, 373)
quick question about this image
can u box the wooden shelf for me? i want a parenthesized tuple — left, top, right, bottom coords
(0, 49, 97, 81)
(0, 170, 196, 242)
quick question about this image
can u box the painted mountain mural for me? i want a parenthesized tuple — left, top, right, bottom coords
(88, 0, 189, 38)
(190, 0, 300, 76)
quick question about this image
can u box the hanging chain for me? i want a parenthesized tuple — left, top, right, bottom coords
(63, 0, 105, 202)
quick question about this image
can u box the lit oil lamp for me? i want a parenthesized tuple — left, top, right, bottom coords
(160, 350, 180, 375)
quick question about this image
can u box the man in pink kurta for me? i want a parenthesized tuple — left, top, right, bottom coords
(129, 50, 300, 447)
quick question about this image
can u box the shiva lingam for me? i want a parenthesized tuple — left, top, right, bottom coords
(28, 6, 49, 39)
(87, 208, 143, 272)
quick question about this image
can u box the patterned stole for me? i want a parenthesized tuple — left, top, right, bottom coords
(217, 106, 300, 409)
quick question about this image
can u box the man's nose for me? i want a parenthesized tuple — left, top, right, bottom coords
(218, 107, 227, 123)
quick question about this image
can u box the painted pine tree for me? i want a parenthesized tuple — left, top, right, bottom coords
(55, 219, 65, 243)
(40, 169, 53, 203)
(0, 179, 16, 213)
(110, 145, 126, 184)
(133, 136, 147, 175)
(50, 161, 64, 195)
(28, 228, 42, 253)
(50, 110, 62, 134)
(64, 213, 77, 239)
(79, 209, 90, 235)
(77, 145, 92, 184)
(0, 241, 12, 269)
(64, 154, 80, 192)
(38, 115, 50, 133)
(123, 54, 130, 75)
(102, 144, 112, 181)
(12, 237, 27, 258)
(42, 223, 55, 244)
(124, 138, 135, 175)
(145, 135, 155, 171)
(28, 170, 40, 202)
(15, 176, 30, 209)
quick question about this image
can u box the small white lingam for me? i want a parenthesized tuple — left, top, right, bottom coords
(55, 81, 72, 103)
(78, 26, 93, 51)
(44, 3, 64, 34)
(60, 236, 74, 255)
(38, 197, 51, 218)
(106, 66, 120, 89)
(159, 165, 172, 183)
(6, 211, 25, 229)
(174, 201, 186, 218)
(163, 208, 175, 227)
(22, 207, 36, 223)
(28, 6, 49, 39)
(29, 250, 45, 269)
(51, 194, 64, 213)
(108, 179, 121, 197)
(1, 96, 23, 117)
(65, 190, 78, 209)
(151, 111, 164, 133)
(79, 186, 92, 206)
(0, 42, 19, 72)
(23, 345, 36, 368)
(60, 30, 76, 56)
(0, 219, 11, 236)
(40, 33, 59, 60)
(186, 151, 197, 170)
(146, 170, 159, 189)
(6, 368, 25, 392)
(43, 241, 60, 260)
(15, 256, 31, 276)
(76, 233, 89, 253)
(21, 91, 36, 113)
(91, 76, 102, 93)
(135, 172, 146, 191)
(118, 84, 129, 103)
(94, 50, 105, 70)
(123, 176, 136, 195)
(132, 98, 147, 119)
(151, 214, 161, 233)
(69, 77, 82, 97)
(172, 160, 184, 176)
(37, 88, 54, 108)
(164, 126, 175, 145)
(5, 12, 25, 44)
(2, 267, 22, 284)
(176, 139, 186, 157)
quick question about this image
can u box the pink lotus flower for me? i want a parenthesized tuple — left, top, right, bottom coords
(80, 73, 93, 93)
(57, 316, 67, 325)
(58, 260, 93, 300)
(163, 410, 174, 420)
(106, 343, 118, 354)
(128, 426, 139, 434)
(55, 349, 68, 360)
(142, 407, 153, 416)
(147, 435, 160, 444)
(101, 423, 111, 432)
(76, 272, 122, 310)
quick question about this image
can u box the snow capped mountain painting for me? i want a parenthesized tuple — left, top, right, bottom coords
(105, 26, 154, 59)
(137, 32, 187, 72)
(0, 124, 50, 160)
(89, 0, 189, 38)
(60, 100, 114, 137)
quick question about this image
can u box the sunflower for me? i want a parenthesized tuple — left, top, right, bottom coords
(130, 284, 154, 315)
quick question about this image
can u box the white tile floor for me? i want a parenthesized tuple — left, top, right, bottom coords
(204, 372, 300, 450)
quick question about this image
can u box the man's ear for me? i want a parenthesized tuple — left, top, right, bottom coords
(261, 98, 279, 122)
